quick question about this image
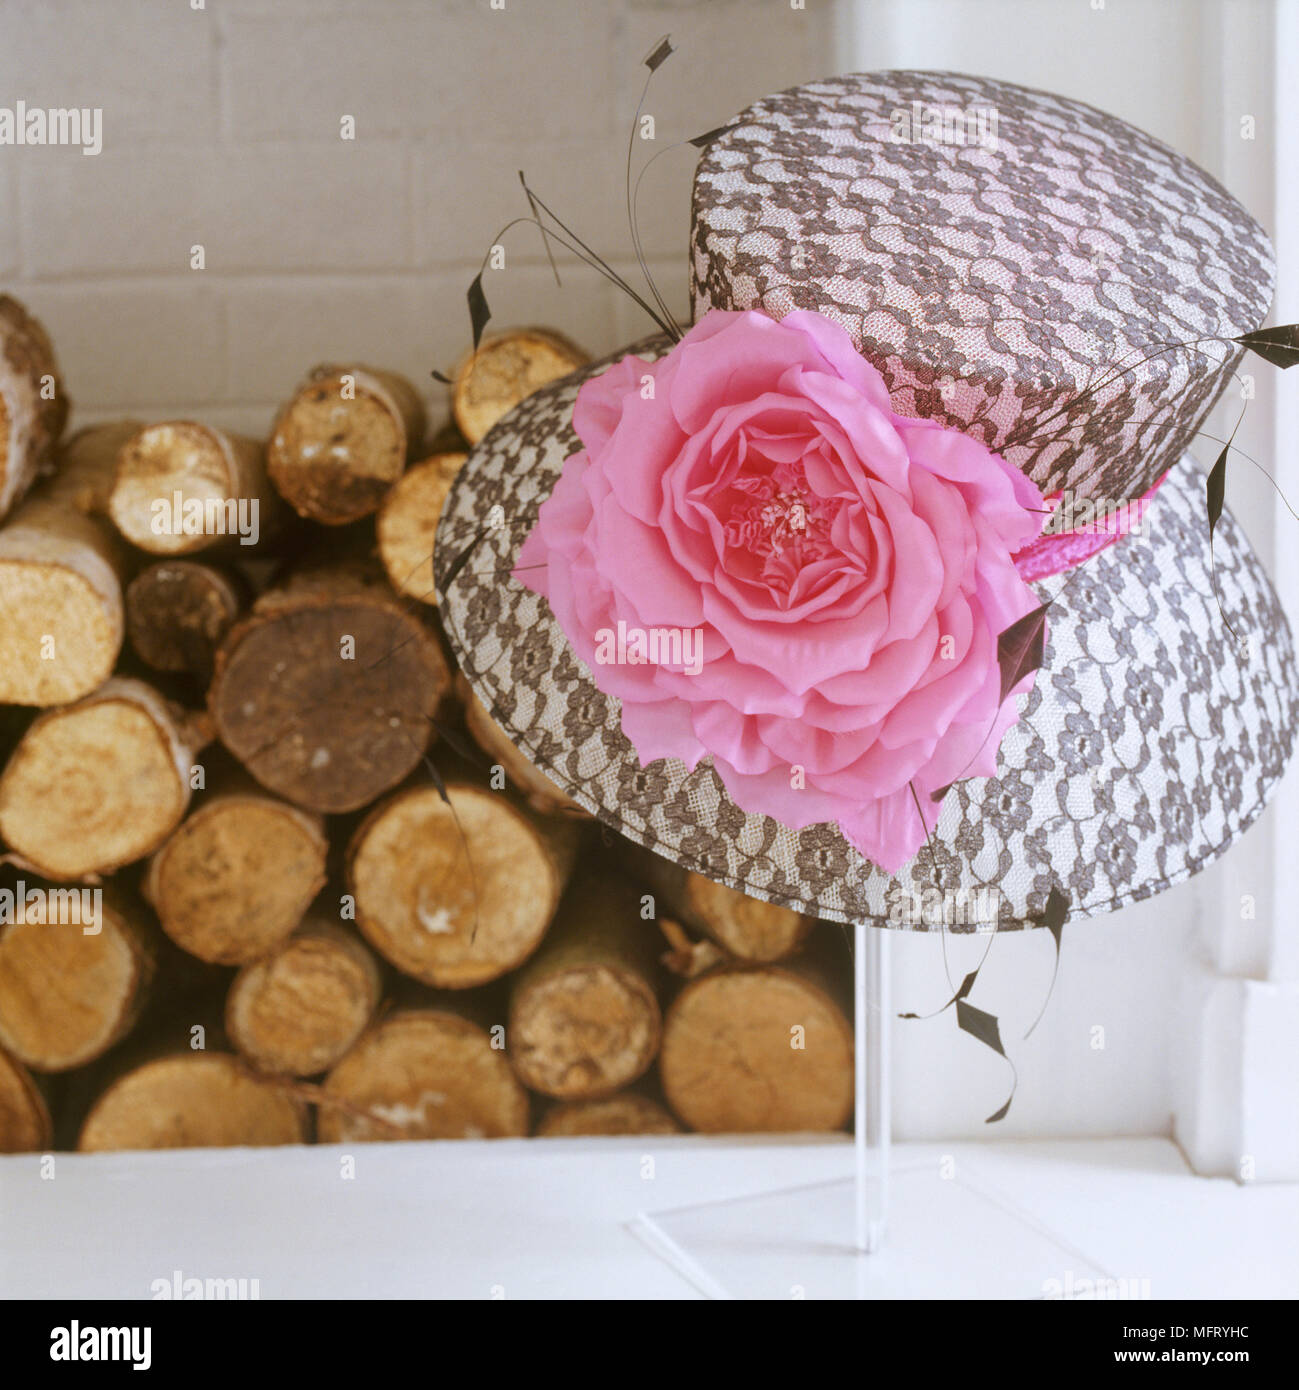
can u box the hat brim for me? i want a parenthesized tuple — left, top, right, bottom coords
(434, 346, 1298, 931)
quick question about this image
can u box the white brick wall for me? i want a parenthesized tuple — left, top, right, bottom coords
(0, 160, 17, 275)
(1, 0, 834, 440)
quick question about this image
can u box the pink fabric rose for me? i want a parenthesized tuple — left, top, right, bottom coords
(515, 308, 1046, 872)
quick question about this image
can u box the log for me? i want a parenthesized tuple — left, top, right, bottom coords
(631, 851, 816, 963)
(225, 918, 381, 1076)
(347, 781, 580, 988)
(125, 559, 245, 677)
(318, 1008, 529, 1142)
(0, 677, 211, 879)
(508, 871, 662, 1100)
(267, 364, 426, 524)
(375, 450, 466, 605)
(452, 328, 588, 445)
(536, 1092, 681, 1138)
(207, 564, 451, 813)
(659, 961, 854, 1133)
(0, 1045, 53, 1152)
(457, 674, 587, 818)
(144, 789, 329, 965)
(109, 421, 276, 555)
(656, 914, 726, 979)
(0, 421, 137, 706)
(77, 1052, 308, 1153)
(0, 890, 156, 1071)
(42, 421, 132, 515)
(0, 294, 67, 523)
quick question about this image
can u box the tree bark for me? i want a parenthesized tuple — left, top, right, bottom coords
(0, 420, 137, 706)
(268, 364, 426, 524)
(346, 781, 580, 988)
(0, 677, 211, 879)
(0, 294, 67, 523)
(207, 564, 451, 813)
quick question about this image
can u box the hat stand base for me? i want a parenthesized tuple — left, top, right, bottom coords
(629, 926, 1110, 1299)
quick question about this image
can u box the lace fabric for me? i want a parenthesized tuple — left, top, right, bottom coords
(434, 354, 1296, 931)
(691, 72, 1274, 504)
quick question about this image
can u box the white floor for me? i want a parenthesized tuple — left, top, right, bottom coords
(1, 1135, 1294, 1299)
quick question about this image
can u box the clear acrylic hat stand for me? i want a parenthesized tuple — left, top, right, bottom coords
(629, 923, 1111, 1299)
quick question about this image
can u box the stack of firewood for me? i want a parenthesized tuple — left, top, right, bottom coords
(0, 296, 855, 1155)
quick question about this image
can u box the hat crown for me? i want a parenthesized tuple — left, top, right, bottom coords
(691, 71, 1275, 499)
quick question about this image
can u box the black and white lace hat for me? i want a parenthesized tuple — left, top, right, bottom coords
(433, 71, 1298, 934)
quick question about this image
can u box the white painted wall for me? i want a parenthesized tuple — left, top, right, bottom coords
(2, 0, 1293, 1152)
(0, 0, 836, 435)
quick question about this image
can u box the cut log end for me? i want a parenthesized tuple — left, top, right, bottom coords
(536, 1093, 681, 1138)
(319, 1010, 528, 1142)
(110, 422, 265, 555)
(0, 679, 207, 879)
(348, 783, 579, 989)
(452, 329, 588, 445)
(0, 552, 121, 705)
(375, 451, 466, 605)
(685, 875, 816, 963)
(126, 561, 243, 676)
(511, 965, 660, 1099)
(225, 923, 381, 1076)
(0, 905, 155, 1072)
(508, 870, 663, 1100)
(660, 966, 854, 1133)
(0, 421, 135, 706)
(209, 572, 450, 813)
(0, 1046, 53, 1152)
(268, 366, 426, 524)
(628, 850, 816, 963)
(77, 1053, 307, 1153)
(146, 794, 328, 965)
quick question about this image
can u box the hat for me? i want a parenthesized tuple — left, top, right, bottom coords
(433, 70, 1297, 934)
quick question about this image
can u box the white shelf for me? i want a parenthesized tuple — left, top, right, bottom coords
(1, 1135, 1294, 1299)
